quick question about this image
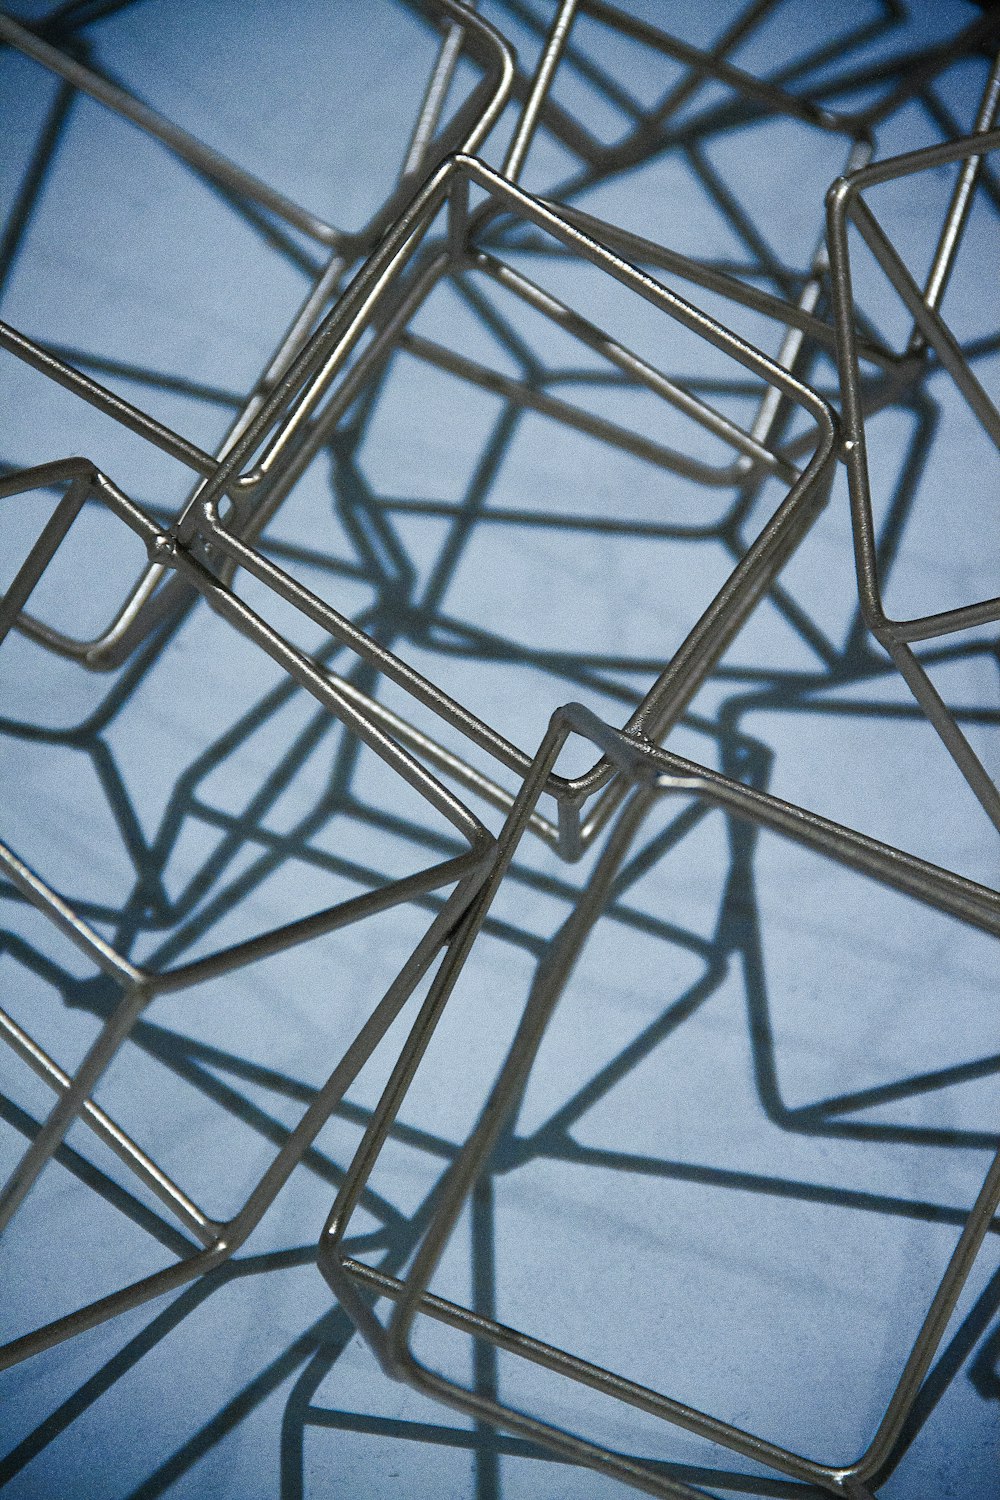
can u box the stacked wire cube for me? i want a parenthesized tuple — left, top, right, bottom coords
(1, 3, 998, 1497)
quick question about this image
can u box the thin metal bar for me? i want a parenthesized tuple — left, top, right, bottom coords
(0, 10, 345, 246)
(577, 0, 858, 140)
(0, 839, 144, 986)
(474, 252, 801, 482)
(0, 981, 151, 1235)
(907, 48, 1000, 353)
(0, 319, 216, 476)
(826, 124, 1000, 835)
(501, 0, 580, 185)
(0, 1005, 217, 1245)
(402, 20, 468, 179)
(4, 19, 996, 1484)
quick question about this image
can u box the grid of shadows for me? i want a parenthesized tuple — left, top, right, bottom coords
(1, 2, 998, 1498)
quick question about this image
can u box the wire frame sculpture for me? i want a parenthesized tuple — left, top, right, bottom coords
(827, 110, 1000, 836)
(173, 148, 839, 858)
(0, 0, 514, 668)
(480, 0, 1000, 382)
(317, 699, 1000, 1500)
(1, 1, 998, 1495)
(0, 455, 494, 1371)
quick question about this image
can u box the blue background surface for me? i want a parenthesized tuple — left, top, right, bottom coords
(1, 2, 998, 1496)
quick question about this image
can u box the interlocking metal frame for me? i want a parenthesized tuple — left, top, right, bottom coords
(827, 106, 1000, 836)
(181, 148, 839, 858)
(1, 2, 998, 1494)
(0, 455, 494, 1371)
(0, 0, 514, 667)
(318, 700, 1000, 1500)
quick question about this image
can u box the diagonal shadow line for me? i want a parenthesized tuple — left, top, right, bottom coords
(333, 441, 420, 599)
(135, 1145, 472, 1500)
(91, 63, 327, 277)
(0, 438, 983, 1212)
(86, 733, 173, 924)
(545, 86, 817, 211)
(278, 1148, 507, 1500)
(507, 964, 726, 1165)
(299, 1400, 842, 1500)
(546, 1135, 1000, 1234)
(728, 692, 1000, 727)
(760, 0, 901, 96)
(451, 266, 546, 380)
(0, 603, 184, 753)
(0, 1242, 317, 1485)
(90, 624, 430, 958)
(0, 77, 75, 299)
(123, 1016, 461, 1236)
(718, 798, 1000, 1154)
(684, 140, 804, 304)
(415, 402, 525, 623)
(711, 628, 1000, 744)
(113, 1022, 409, 1232)
(793, 1051, 1000, 1125)
(324, 309, 844, 717)
(608, 795, 718, 903)
(181, 786, 726, 959)
(122, 1306, 355, 1500)
(1, 29, 328, 290)
(398, 601, 730, 693)
(128, 633, 356, 904)
(37, 341, 245, 410)
(3, 1044, 475, 1494)
(132, 705, 339, 951)
(1, 927, 94, 994)
(131, 1018, 463, 1169)
(367, 492, 739, 543)
(133, 803, 462, 973)
(37, 0, 156, 42)
(0, 5, 995, 1494)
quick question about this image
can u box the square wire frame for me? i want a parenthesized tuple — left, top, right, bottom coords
(827, 116, 1000, 838)
(176, 150, 840, 861)
(484, 0, 1000, 384)
(317, 701, 1000, 1500)
(0, 455, 495, 1372)
(0, 0, 514, 668)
